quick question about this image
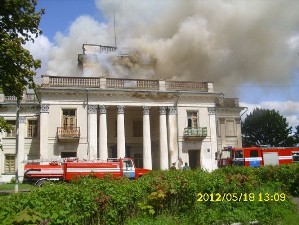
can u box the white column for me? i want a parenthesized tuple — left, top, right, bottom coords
(143, 106, 152, 169)
(17, 116, 26, 182)
(159, 106, 169, 169)
(88, 105, 98, 160)
(117, 105, 126, 158)
(99, 105, 108, 160)
(208, 107, 218, 171)
(40, 104, 49, 161)
(168, 106, 178, 168)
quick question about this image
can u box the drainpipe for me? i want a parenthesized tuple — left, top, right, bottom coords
(15, 97, 20, 193)
(175, 92, 181, 164)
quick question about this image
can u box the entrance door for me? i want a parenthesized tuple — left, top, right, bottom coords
(188, 150, 200, 169)
(61, 152, 77, 158)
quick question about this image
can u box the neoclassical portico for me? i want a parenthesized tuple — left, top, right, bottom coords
(93, 104, 178, 170)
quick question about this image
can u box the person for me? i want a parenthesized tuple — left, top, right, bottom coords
(183, 162, 190, 170)
(178, 158, 183, 170)
(170, 162, 176, 170)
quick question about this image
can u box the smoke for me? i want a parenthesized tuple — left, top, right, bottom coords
(47, 0, 299, 96)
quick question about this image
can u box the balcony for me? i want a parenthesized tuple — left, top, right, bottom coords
(184, 127, 207, 141)
(57, 127, 80, 143)
(1, 93, 38, 103)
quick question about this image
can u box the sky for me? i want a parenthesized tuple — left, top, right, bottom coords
(25, 0, 299, 130)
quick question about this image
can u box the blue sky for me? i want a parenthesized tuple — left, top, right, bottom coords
(37, 0, 102, 42)
(28, 0, 299, 128)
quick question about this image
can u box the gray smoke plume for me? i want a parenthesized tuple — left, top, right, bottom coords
(47, 0, 299, 97)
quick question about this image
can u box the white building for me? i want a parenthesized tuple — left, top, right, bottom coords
(0, 44, 244, 183)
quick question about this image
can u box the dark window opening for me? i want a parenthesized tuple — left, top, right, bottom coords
(250, 150, 259, 157)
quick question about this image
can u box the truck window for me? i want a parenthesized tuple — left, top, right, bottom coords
(123, 160, 133, 168)
(234, 150, 243, 159)
(221, 149, 232, 159)
(250, 150, 258, 157)
(292, 152, 299, 163)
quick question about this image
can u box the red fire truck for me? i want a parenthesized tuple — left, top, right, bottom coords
(24, 157, 150, 186)
(218, 146, 299, 167)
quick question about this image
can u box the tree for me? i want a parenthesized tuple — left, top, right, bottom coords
(0, 0, 44, 99)
(0, 0, 44, 131)
(293, 125, 299, 146)
(242, 108, 294, 147)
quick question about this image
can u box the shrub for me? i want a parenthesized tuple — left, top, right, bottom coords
(0, 165, 298, 224)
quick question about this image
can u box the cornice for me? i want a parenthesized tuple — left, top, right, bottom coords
(215, 107, 245, 113)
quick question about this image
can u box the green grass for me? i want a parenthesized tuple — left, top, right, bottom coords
(281, 212, 299, 225)
(0, 183, 34, 191)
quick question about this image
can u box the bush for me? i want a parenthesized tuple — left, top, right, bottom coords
(0, 164, 298, 224)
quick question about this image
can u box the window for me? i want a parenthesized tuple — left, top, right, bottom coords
(292, 152, 299, 163)
(6, 121, 16, 137)
(123, 160, 133, 168)
(27, 120, 38, 137)
(250, 150, 259, 158)
(133, 121, 143, 137)
(187, 112, 198, 128)
(62, 109, 77, 129)
(5, 154, 15, 174)
(234, 150, 244, 159)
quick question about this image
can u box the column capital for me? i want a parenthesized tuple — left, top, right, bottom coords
(168, 106, 177, 115)
(19, 116, 26, 124)
(117, 105, 125, 114)
(99, 105, 108, 114)
(159, 106, 167, 115)
(143, 106, 150, 115)
(88, 105, 97, 114)
(208, 107, 215, 115)
(40, 104, 49, 113)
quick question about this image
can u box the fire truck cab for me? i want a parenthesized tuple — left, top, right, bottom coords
(218, 146, 299, 167)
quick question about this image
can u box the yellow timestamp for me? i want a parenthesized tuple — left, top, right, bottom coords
(197, 192, 286, 202)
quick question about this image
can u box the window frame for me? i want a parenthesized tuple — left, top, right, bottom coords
(187, 111, 199, 128)
(27, 119, 38, 138)
(4, 154, 15, 174)
(61, 109, 77, 129)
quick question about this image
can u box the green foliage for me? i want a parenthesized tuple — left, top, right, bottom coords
(242, 108, 294, 147)
(0, 165, 298, 225)
(0, 117, 12, 133)
(294, 125, 299, 145)
(12, 208, 44, 225)
(0, 117, 12, 150)
(0, 0, 44, 98)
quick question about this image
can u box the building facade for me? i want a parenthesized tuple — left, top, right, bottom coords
(0, 45, 245, 183)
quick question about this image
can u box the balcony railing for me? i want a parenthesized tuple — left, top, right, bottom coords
(1, 93, 38, 102)
(42, 75, 210, 92)
(57, 127, 80, 142)
(184, 127, 207, 140)
(166, 81, 208, 91)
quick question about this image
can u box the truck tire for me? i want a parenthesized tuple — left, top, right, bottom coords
(35, 178, 50, 187)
